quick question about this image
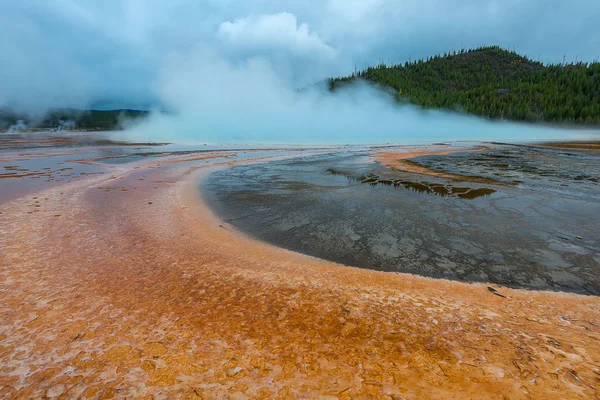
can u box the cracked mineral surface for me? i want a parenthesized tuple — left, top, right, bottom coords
(1, 139, 599, 399)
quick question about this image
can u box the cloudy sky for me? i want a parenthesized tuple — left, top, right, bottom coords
(1, 0, 599, 112)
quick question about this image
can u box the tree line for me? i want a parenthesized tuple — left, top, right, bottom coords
(0, 109, 148, 132)
(329, 46, 600, 125)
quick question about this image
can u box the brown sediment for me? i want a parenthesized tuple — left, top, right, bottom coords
(73, 150, 238, 166)
(539, 142, 600, 150)
(374, 146, 514, 186)
(1, 149, 599, 399)
(0, 133, 170, 150)
(0, 172, 43, 179)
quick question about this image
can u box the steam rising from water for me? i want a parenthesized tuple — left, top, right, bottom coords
(7, 120, 28, 133)
(123, 49, 587, 145)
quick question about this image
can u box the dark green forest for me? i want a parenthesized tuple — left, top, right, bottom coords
(329, 46, 600, 125)
(0, 109, 148, 132)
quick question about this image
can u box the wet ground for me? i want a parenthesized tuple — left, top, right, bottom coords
(2, 134, 600, 398)
(204, 144, 600, 295)
(0, 133, 328, 202)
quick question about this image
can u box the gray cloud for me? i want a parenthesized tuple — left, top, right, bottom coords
(218, 13, 336, 58)
(2, 0, 599, 111)
(216, 12, 340, 84)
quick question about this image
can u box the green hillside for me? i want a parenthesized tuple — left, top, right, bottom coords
(329, 46, 600, 125)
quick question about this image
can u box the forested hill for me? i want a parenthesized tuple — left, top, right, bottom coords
(329, 46, 600, 125)
(0, 109, 148, 132)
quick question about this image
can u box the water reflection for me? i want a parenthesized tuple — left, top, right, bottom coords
(326, 170, 498, 199)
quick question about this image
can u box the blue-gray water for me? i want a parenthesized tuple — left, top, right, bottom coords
(203, 145, 600, 295)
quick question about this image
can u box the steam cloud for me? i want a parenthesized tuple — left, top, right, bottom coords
(123, 48, 584, 145)
(7, 120, 28, 134)
(2, 3, 598, 143)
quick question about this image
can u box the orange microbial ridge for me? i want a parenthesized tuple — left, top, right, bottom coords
(374, 145, 514, 186)
(0, 149, 599, 399)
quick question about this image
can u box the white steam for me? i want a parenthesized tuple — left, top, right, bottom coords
(123, 48, 582, 145)
(56, 120, 77, 132)
(7, 120, 28, 133)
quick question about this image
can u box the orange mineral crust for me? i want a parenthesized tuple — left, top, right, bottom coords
(1, 150, 599, 399)
(373, 145, 511, 185)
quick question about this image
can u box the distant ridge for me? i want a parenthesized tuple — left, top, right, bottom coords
(329, 46, 600, 125)
(0, 108, 148, 132)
